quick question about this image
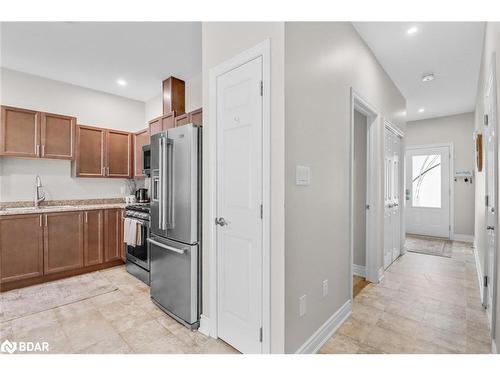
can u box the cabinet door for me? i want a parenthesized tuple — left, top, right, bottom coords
(189, 108, 203, 126)
(0, 106, 40, 157)
(44, 212, 84, 275)
(149, 118, 162, 136)
(84, 210, 104, 266)
(174, 113, 189, 127)
(161, 112, 175, 131)
(0, 214, 44, 283)
(106, 130, 132, 178)
(104, 209, 123, 262)
(76, 125, 105, 177)
(134, 128, 149, 178)
(40, 112, 76, 160)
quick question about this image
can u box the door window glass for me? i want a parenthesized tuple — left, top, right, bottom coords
(412, 154, 441, 208)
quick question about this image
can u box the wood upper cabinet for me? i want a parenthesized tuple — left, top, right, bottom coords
(134, 128, 149, 178)
(75, 125, 105, 177)
(0, 106, 40, 157)
(189, 108, 203, 126)
(75, 125, 132, 178)
(84, 210, 104, 267)
(104, 208, 123, 262)
(43, 211, 84, 275)
(174, 113, 189, 127)
(0, 106, 75, 160)
(149, 117, 162, 136)
(40, 112, 76, 159)
(0, 214, 44, 283)
(106, 130, 132, 178)
(161, 111, 175, 131)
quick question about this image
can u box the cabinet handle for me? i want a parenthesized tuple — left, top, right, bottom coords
(39, 215, 42, 227)
(85, 212, 88, 223)
(41, 145, 45, 157)
(44, 215, 47, 227)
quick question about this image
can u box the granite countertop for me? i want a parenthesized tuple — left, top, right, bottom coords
(0, 199, 127, 216)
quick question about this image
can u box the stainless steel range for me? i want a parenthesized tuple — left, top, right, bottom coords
(124, 203, 151, 285)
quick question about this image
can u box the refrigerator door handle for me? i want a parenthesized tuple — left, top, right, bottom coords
(158, 137, 164, 230)
(147, 238, 186, 255)
(166, 138, 174, 229)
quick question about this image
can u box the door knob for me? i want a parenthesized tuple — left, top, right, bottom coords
(215, 217, 228, 226)
(487, 226, 495, 230)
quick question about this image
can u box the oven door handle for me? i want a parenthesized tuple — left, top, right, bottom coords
(147, 238, 186, 255)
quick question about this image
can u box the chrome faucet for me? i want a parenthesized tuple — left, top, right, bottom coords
(34, 175, 46, 208)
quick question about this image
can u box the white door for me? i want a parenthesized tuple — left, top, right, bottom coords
(384, 127, 402, 269)
(406, 146, 451, 238)
(384, 129, 394, 269)
(216, 56, 263, 354)
(484, 63, 497, 333)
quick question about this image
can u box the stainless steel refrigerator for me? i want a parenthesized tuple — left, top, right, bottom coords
(148, 124, 201, 329)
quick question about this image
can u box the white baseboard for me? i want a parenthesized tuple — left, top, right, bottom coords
(295, 300, 352, 354)
(453, 233, 474, 243)
(198, 314, 211, 337)
(378, 267, 385, 282)
(352, 264, 366, 277)
(492, 338, 498, 354)
(474, 246, 484, 303)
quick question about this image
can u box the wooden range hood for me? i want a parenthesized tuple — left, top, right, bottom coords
(162, 76, 185, 116)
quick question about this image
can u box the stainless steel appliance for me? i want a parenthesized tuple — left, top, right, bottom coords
(124, 203, 151, 285)
(142, 144, 151, 176)
(135, 188, 149, 203)
(149, 124, 201, 330)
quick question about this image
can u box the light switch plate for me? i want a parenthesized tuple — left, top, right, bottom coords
(323, 279, 328, 297)
(299, 294, 307, 317)
(296, 165, 311, 186)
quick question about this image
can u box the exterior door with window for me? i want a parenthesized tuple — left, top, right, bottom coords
(406, 145, 451, 238)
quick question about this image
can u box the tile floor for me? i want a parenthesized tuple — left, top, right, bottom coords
(1, 266, 238, 354)
(320, 239, 492, 354)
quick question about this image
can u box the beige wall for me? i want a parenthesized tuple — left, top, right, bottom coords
(284, 22, 406, 353)
(0, 68, 145, 202)
(201, 22, 286, 353)
(353, 110, 367, 267)
(474, 21, 500, 348)
(406, 112, 476, 237)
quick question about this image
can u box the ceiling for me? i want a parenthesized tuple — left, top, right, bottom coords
(1, 22, 201, 102)
(353, 22, 485, 121)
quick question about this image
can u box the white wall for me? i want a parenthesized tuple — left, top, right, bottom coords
(202, 22, 286, 353)
(474, 21, 500, 348)
(406, 112, 476, 237)
(0, 68, 145, 202)
(144, 72, 203, 123)
(284, 22, 406, 353)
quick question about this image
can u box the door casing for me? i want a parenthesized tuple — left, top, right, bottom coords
(207, 39, 271, 353)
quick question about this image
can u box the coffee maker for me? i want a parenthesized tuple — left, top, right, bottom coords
(135, 188, 149, 203)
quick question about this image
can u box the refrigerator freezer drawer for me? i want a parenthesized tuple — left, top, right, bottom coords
(149, 236, 199, 325)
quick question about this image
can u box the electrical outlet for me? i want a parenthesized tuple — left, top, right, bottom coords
(323, 279, 328, 297)
(299, 295, 307, 317)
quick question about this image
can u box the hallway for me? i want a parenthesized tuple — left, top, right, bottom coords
(321, 240, 491, 353)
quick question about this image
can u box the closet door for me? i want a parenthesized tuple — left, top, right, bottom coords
(383, 129, 394, 269)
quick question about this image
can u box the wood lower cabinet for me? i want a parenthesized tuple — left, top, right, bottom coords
(134, 128, 149, 178)
(104, 209, 123, 262)
(0, 208, 125, 291)
(0, 214, 44, 283)
(44, 211, 84, 275)
(0, 106, 40, 157)
(40, 112, 75, 160)
(84, 210, 104, 266)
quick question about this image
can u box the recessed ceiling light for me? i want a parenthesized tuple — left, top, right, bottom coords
(407, 26, 419, 35)
(117, 79, 127, 86)
(422, 73, 435, 82)
(418, 108, 425, 113)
